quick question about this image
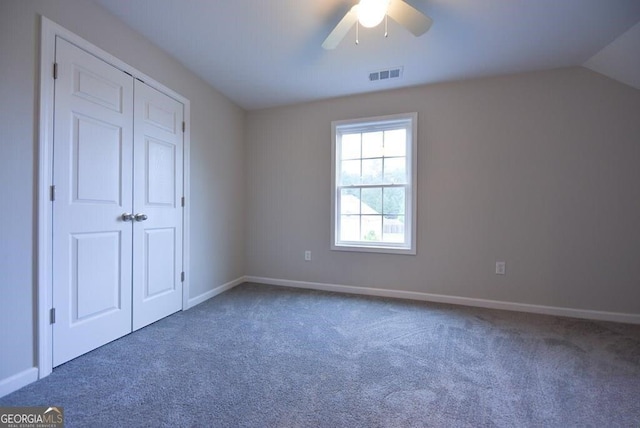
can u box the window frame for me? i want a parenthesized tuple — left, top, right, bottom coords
(331, 112, 417, 255)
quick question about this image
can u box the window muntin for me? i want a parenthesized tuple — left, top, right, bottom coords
(331, 113, 417, 254)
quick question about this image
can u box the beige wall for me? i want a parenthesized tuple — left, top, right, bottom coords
(246, 67, 640, 314)
(0, 0, 245, 381)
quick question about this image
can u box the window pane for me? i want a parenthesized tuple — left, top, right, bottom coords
(384, 129, 406, 157)
(341, 133, 361, 160)
(383, 215, 405, 243)
(383, 187, 405, 215)
(383, 157, 406, 184)
(340, 215, 360, 241)
(361, 187, 382, 213)
(362, 131, 383, 158)
(340, 160, 361, 185)
(361, 158, 382, 184)
(362, 215, 382, 241)
(340, 188, 360, 214)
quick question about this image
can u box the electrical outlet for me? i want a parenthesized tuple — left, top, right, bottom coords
(304, 251, 311, 261)
(495, 261, 506, 275)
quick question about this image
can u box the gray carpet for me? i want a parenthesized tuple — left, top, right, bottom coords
(2, 283, 639, 427)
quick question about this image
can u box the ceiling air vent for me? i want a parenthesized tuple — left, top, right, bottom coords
(369, 66, 403, 82)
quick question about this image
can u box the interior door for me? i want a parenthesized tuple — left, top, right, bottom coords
(132, 80, 184, 330)
(52, 38, 134, 366)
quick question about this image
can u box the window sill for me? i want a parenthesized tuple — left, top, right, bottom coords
(331, 243, 416, 256)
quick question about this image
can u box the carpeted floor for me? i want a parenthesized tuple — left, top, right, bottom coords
(2, 282, 639, 427)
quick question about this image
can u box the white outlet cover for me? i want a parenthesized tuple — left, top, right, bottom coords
(496, 261, 506, 275)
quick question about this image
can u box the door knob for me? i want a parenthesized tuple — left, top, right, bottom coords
(134, 213, 148, 222)
(122, 212, 134, 222)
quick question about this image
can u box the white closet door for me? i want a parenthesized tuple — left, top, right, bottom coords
(132, 80, 184, 331)
(52, 38, 134, 366)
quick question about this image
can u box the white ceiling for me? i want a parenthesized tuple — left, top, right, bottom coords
(584, 21, 640, 90)
(93, 0, 640, 110)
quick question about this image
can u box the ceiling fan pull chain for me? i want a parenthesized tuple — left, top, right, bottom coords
(385, 14, 388, 38)
(356, 20, 359, 45)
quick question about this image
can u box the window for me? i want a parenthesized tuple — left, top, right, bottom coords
(331, 113, 417, 254)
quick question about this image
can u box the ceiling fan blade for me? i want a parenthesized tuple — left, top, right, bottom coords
(322, 6, 359, 50)
(387, 0, 432, 37)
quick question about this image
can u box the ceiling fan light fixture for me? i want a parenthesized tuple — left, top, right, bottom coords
(357, 0, 390, 28)
(322, 0, 431, 50)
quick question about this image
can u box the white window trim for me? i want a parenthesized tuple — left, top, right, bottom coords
(331, 112, 417, 255)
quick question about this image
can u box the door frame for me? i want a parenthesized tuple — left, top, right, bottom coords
(37, 17, 191, 378)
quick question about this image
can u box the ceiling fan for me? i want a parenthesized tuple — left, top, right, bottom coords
(322, 0, 433, 50)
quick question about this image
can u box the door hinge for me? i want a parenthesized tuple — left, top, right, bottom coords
(53, 62, 58, 80)
(181, 272, 185, 282)
(50, 308, 56, 324)
(182, 121, 186, 133)
(181, 196, 185, 207)
(50, 185, 56, 201)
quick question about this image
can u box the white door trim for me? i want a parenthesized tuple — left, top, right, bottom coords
(38, 16, 191, 378)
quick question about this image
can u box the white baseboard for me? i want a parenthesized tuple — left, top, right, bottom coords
(186, 276, 246, 309)
(245, 276, 640, 325)
(0, 367, 39, 398)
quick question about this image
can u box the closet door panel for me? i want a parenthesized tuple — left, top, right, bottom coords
(52, 38, 134, 366)
(132, 80, 184, 331)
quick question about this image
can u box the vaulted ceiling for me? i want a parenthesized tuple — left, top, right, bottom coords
(93, 0, 640, 110)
